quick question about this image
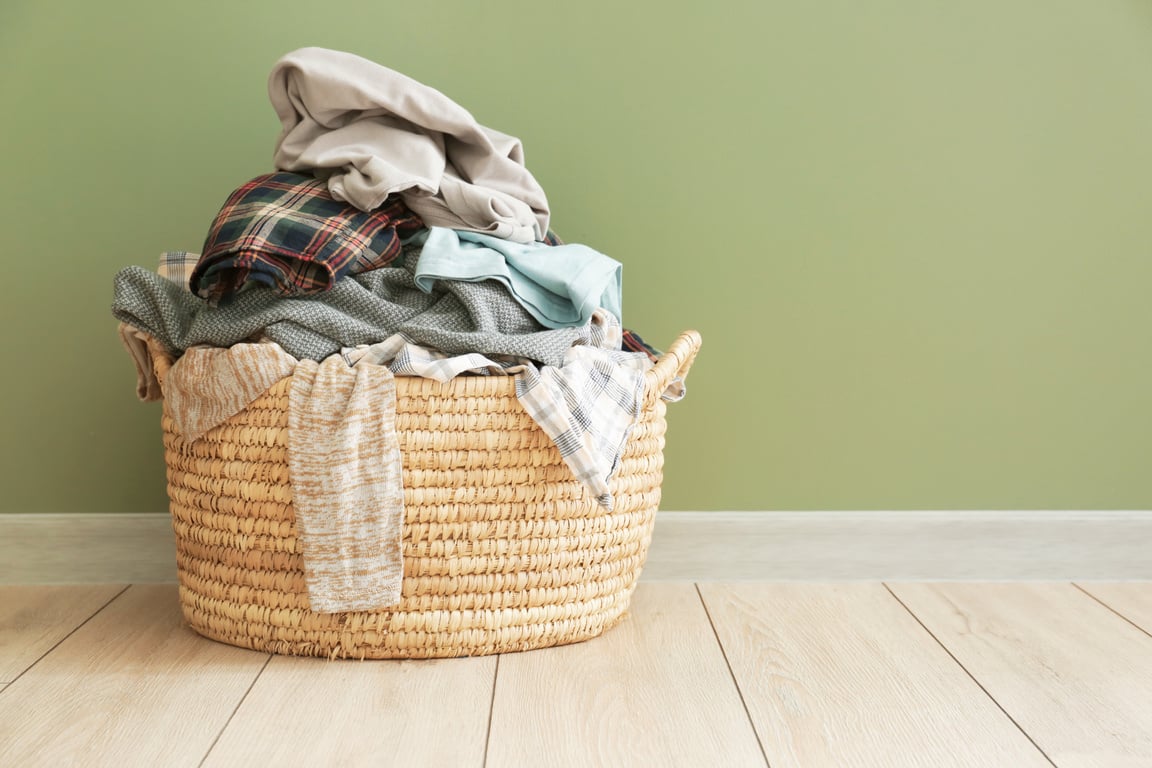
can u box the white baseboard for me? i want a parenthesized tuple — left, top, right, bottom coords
(640, 511, 1152, 580)
(0, 514, 177, 584)
(2, 511, 1150, 584)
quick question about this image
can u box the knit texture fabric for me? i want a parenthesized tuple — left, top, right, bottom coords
(288, 355, 405, 612)
(113, 249, 590, 367)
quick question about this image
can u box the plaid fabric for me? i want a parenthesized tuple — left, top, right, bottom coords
(191, 172, 423, 303)
(158, 251, 198, 286)
(342, 335, 530, 380)
(515, 344, 650, 510)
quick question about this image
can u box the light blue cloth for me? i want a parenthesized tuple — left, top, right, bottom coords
(409, 227, 622, 329)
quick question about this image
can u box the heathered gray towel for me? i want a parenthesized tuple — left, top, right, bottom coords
(111, 250, 589, 366)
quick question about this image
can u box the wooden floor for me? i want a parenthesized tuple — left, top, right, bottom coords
(1, 583, 1150, 767)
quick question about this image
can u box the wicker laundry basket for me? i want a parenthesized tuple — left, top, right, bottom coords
(149, 330, 700, 659)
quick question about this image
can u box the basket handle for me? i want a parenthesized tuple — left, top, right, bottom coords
(643, 330, 702, 408)
(146, 337, 176, 393)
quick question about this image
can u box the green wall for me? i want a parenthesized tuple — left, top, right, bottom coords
(1, 0, 1149, 513)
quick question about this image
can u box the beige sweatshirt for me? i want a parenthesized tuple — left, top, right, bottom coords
(268, 46, 551, 243)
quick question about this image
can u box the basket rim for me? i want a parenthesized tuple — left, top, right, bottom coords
(145, 330, 702, 406)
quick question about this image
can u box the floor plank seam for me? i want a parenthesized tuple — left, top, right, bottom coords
(693, 583, 772, 768)
(481, 654, 500, 768)
(1, 583, 131, 688)
(882, 583, 1059, 768)
(1071, 583, 1152, 641)
(196, 652, 273, 768)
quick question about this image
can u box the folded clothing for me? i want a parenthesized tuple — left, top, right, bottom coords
(410, 227, 622, 329)
(191, 172, 423, 303)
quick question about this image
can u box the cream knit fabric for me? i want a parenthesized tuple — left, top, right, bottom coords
(162, 342, 297, 442)
(287, 355, 405, 612)
(155, 340, 405, 613)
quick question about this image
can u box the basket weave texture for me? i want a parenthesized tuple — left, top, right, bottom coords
(151, 331, 700, 659)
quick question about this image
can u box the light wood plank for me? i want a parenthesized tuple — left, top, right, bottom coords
(891, 582, 1152, 767)
(0, 584, 125, 682)
(1076, 582, 1152, 637)
(0, 584, 269, 767)
(698, 582, 1051, 768)
(487, 582, 766, 768)
(203, 654, 495, 767)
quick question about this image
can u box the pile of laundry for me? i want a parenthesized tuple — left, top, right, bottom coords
(111, 47, 684, 613)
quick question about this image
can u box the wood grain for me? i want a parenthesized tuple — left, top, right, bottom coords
(698, 582, 1051, 768)
(4, 581, 1150, 767)
(202, 654, 495, 767)
(0, 584, 125, 682)
(487, 582, 766, 768)
(1076, 582, 1152, 637)
(891, 582, 1152, 767)
(0, 584, 268, 767)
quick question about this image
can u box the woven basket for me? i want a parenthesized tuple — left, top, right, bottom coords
(148, 330, 700, 659)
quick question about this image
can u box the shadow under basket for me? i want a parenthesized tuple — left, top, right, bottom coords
(149, 330, 701, 659)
